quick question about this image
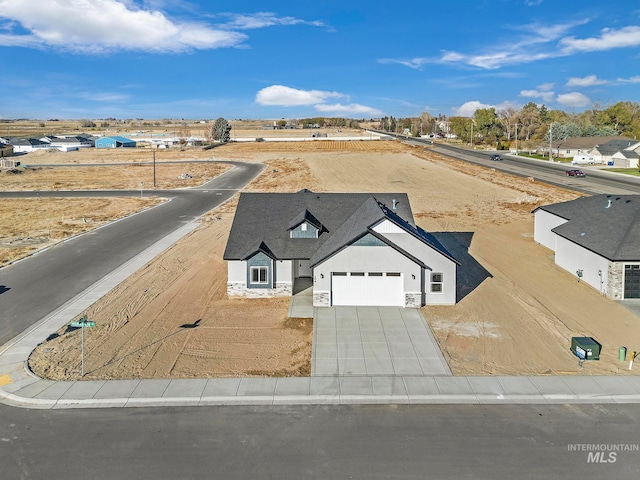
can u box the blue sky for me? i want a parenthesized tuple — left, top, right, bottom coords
(1, 0, 639, 120)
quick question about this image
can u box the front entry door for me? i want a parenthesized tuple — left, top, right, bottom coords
(298, 260, 312, 277)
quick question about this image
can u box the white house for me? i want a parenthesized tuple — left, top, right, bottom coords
(223, 190, 459, 307)
(589, 139, 640, 168)
(8, 138, 50, 153)
(533, 195, 640, 300)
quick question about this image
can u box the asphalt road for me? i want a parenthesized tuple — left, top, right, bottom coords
(1, 403, 639, 479)
(0, 161, 263, 346)
(431, 142, 640, 195)
(383, 133, 640, 196)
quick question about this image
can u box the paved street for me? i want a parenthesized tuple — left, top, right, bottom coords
(2, 403, 639, 479)
(0, 161, 263, 345)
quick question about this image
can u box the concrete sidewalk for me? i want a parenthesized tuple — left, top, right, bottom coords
(3, 218, 640, 409)
(3, 371, 640, 409)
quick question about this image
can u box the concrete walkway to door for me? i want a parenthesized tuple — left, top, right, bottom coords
(312, 307, 452, 377)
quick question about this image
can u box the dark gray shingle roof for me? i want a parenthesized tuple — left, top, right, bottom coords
(286, 208, 323, 231)
(534, 195, 640, 261)
(551, 136, 622, 150)
(593, 139, 639, 156)
(223, 191, 415, 261)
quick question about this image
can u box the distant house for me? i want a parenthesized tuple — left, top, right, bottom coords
(549, 136, 621, 158)
(224, 190, 459, 307)
(0, 141, 14, 158)
(589, 139, 640, 168)
(39, 136, 90, 152)
(533, 195, 640, 300)
(95, 136, 136, 149)
(8, 138, 50, 153)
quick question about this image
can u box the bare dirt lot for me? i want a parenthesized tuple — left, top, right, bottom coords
(26, 140, 640, 379)
(2, 149, 230, 190)
(0, 197, 161, 267)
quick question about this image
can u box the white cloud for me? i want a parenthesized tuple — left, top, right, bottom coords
(452, 100, 522, 117)
(255, 85, 344, 107)
(255, 85, 380, 116)
(537, 82, 555, 91)
(565, 75, 609, 87)
(315, 103, 382, 116)
(617, 75, 640, 83)
(378, 57, 429, 70)
(525, 0, 543, 5)
(0, 0, 254, 53)
(379, 19, 589, 70)
(557, 92, 591, 107)
(561, 26, 640, 53)
(222, 12, 325, 30)
(520, 89, 555, 103)
(452, 101, 493, 117)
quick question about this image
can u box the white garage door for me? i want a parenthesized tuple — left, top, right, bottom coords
(331, 272, 403, 306)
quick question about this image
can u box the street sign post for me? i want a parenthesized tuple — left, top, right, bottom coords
(69, 315, 95, 377)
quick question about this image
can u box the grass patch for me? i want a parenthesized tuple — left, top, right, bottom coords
(608, 168, 640, 177)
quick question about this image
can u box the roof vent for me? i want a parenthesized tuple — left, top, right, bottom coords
(392, 199, 397, 210)
(606, 199, 612, 208)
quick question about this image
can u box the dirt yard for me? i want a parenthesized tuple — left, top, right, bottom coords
(0, 197, 162, 267)
(2, 150, 230, 190)
(25, 140, 640, 379)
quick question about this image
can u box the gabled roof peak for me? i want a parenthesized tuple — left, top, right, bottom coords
(241, 240, 276, 261)
(287, 208, 323, 231)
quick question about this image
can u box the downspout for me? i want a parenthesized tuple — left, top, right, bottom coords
(421, 267, 426, 306)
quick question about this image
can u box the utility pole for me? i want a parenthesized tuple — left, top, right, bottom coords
(549, 124, 553, 162)
(153, 148, 156, 188)
(470, 120, 474, 148)
(515, 123, 518, 154)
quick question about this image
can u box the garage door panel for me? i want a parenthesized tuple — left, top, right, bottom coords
(332, 272, 403, 306)
(331, 273, 349, 305)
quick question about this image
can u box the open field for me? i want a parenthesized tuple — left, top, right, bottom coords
(1, 118, 367, 142)
(0, 159, 230, 190)
(24, 139, 640, 379)
(0, 197, 162, 267)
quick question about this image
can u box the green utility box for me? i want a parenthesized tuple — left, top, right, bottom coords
(571, 337, 600, 361)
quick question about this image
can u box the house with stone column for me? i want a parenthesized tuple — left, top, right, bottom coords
(533, 194, 640, 300)
(223, 190, 459, 307)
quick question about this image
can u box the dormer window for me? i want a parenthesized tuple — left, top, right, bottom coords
(287, 209, 323, 238)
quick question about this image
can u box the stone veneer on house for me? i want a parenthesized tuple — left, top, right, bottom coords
(313, 291, 330, 307)
(404, 293, 422, 308)
(608, 262, 624, 300)
(227, 282, 292, 298)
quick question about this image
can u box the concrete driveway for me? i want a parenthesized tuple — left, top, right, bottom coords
(312, 307, 451, 376)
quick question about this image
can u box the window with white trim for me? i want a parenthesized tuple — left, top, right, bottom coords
(430, 272, 443, 293)
(301, 223, 307, 231)
(250, 266, 268, 284)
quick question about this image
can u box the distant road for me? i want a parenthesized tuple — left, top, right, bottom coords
(0, 161, 263, 346)
(382, 132, 640, 196)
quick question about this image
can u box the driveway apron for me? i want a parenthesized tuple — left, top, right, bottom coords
(312, 307, 452, 376)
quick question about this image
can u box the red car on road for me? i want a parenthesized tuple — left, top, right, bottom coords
(566, 169, 586, 177)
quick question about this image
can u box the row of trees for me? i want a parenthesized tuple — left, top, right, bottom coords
(383, 101, 640, 149)
(297, 117, 361, 128)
